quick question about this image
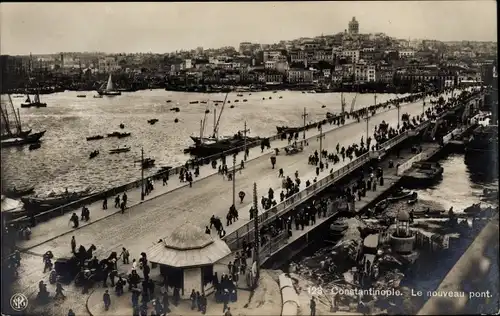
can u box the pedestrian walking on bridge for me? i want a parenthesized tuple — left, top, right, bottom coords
(238, 191, 246, 203)
(114, 195, 120, 208)
(270, 156, 276, 169)
(70, 236, 76, 254)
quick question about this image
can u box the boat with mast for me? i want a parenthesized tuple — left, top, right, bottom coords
(185, 93, 260, 157)
(98, 74, 122, 96)
(20, 88, 47, 108)
(1, 95, 46, 147)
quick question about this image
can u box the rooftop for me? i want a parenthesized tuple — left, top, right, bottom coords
(147, 222, 231, 268)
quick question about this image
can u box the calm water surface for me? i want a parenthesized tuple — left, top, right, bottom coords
(1, 90, 404, 195)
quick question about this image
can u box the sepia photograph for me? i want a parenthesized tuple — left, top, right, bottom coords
(0, 1, 498, 315)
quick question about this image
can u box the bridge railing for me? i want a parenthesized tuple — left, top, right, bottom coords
(223, 151, 373, 250)
(223, 93, 482, 250)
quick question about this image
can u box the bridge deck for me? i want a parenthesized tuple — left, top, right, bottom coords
(14, 94, 451, 299)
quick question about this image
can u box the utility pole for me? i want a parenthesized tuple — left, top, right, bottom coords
(232, 154, 236, 206)
(397, 103, 401, 130)
(252, 182, 260, 287)
(365, 110, 369, 142)
(141, 147, 144, 200)
(242, 121, 250, 161)
(317, 125, 325, 163)
(301, 107, 308, 141)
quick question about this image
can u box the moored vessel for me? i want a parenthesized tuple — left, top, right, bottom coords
(97, 74, 122, 96)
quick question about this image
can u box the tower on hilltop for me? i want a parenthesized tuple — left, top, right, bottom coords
(348, 17, 359, 35)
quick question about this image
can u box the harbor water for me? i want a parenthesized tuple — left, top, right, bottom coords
(1, 90, 405, 196)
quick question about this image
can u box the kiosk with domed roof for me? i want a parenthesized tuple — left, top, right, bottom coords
(390, 209, 416, 254)
(147, 222, 231, 297)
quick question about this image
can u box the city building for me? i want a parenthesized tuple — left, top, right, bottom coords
(287, 69, 313, 83)
(398, 50, 415, 59)
(342, 50, 360, 63)
(348, 17, 359, 35)
(263, 50, 283, 62)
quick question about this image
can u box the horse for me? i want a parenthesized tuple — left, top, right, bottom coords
(75, 244, 97, 265)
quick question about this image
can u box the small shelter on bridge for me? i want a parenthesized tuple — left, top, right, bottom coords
(147, 222, 231, 297)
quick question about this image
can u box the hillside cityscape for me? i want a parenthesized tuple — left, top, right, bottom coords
(1, 17, 497, 95)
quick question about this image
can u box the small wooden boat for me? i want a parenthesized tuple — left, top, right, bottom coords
(174, 118, 179, 123)
(93, 95, 103, 98)
(227, 101, 231, 103)
(273, 91, 277, 94)
(321, 105, 326, 108)
(77, 95, 86, 98)
(170, 107, 180, 112)
(237, 94, 244, 97)
(89, 150, 99, 159)
(29, 143, 41, 150)
(86, 135, 104, 141)
(21, 188, 92, 208)
(234, 100, 239, 102)
(166, 100, 172, 103)
(204, 110, 210, 114)
(262, 97, 266, 100)
(107, 131, 121, 137)
(189, 101, 199, 104)
(201, 101, 208, 104)
(109, 146, 131, 154)
(230, 105, 235, 108)
(279, 96, 283, 99)
(4, 186, 35, 198)
(407, 198, 418, 205)
(463, 203, 482, 215)
(117, 132, 131, 138)
(148, 119, 159, 125)
(119, 123, 125, 129)
(269, 96, 272, 100)
(243, 99, 248, 102)
(413, 208, 445, 216)
(135, 158, 155, 169)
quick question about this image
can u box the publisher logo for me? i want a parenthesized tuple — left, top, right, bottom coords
(10, 293, 28, 312)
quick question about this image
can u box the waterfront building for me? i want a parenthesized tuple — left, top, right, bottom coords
(147, 222, 231, 298)
(348, 17, 359, 35)
(286, 69, 313, 83)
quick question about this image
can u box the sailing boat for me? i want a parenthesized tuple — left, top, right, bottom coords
(20, 88, 47, 108)
(1, 95, 32, 140)
(98, 74, 121, 96)
(1, 95, 46, 147)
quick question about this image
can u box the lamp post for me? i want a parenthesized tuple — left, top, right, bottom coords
(243, 121, 250, 161)
(301, 107, 308, 141)
(317, 125, 325, 164)
(232, 154, 236, 206)
(252, 182, 260, 286)
(141, 147, 144, 200)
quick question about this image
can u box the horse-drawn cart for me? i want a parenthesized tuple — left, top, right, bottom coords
(284, 144, 304, 155)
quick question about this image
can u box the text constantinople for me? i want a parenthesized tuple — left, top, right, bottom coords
(307, 286, 402, 297)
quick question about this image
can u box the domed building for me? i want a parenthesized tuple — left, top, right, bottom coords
(147, 222, 231, 297)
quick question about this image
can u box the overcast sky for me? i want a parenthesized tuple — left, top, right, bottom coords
(0, 1, 497, 55)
